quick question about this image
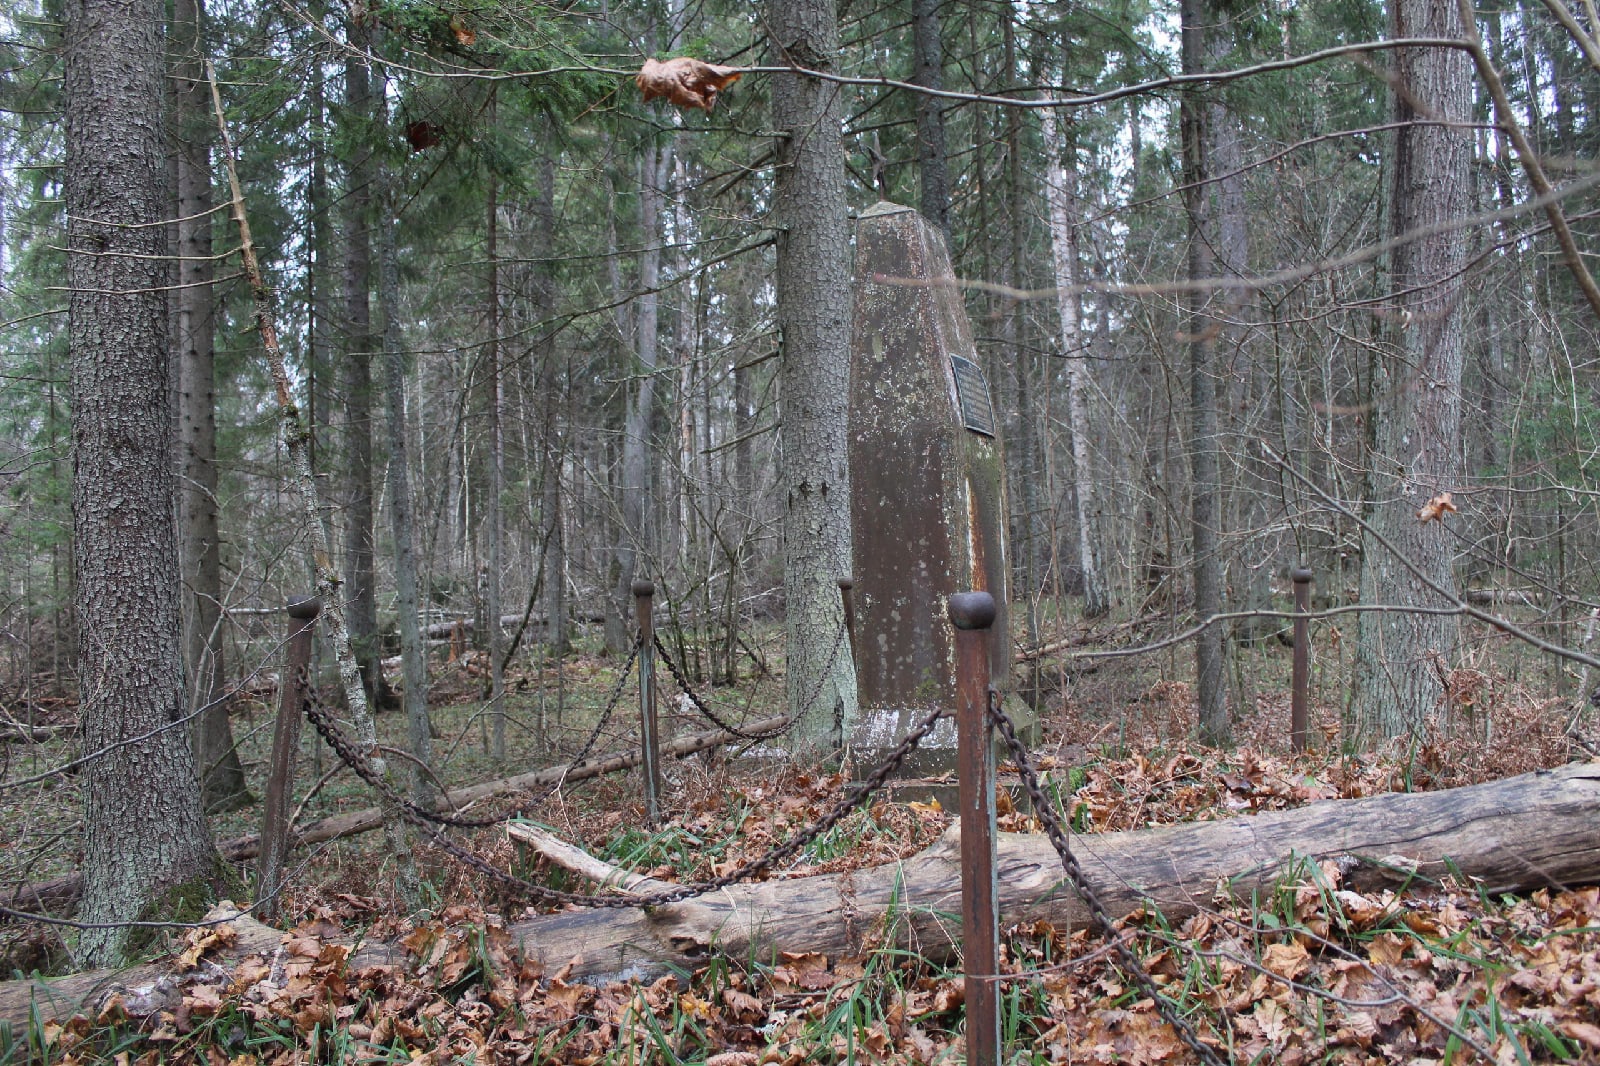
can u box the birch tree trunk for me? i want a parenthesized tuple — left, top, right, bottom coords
(66, 0, 218, 965)
(769, 0, 859, 756)
(172, 0, 248, 809)
(1039, 104, 1109, 620)
(1353, 0, 1471, 738)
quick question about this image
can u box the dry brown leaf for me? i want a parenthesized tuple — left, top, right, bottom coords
(1417, 491, 1458, 523)
(1562, 1020, 1600, 1050)
(1261, 940, 1310, 981)
(705, 1054, 760, 1066)
(635, 57, 742, 112)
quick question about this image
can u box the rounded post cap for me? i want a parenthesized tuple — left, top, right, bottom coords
(1291, 566, 1313, 584)
(631, 579, 655, 598)
(947, 590, 997, 630)
(287, 597, 322, 619)
(837, 575, 854, 590)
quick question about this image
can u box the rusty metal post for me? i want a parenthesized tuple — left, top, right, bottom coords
(837, 576, 857, 668)
(257, 597, 320, 922)
(1291, 567, 1312, 753)
(634, 579, 661, 827)
(949, 590, 1000, 1066)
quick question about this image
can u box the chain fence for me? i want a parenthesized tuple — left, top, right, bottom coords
(300, 636, 641, 833)
(305, 672, 944, 909)
(989, 688, 1228, 1066)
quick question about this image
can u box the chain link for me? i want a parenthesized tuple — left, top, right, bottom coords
(653, 632, 791, 741)
(988, 690, 1229, 1066)
(300, 645, 940, 909)
(653, 614, 849, 743)
(301, 638, 640, 831)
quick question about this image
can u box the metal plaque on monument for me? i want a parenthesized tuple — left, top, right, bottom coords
(847, 202, 1015, 777)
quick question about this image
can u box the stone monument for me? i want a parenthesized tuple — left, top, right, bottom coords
(847, 202, 1013, 773)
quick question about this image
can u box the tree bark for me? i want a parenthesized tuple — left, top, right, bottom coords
(768, 0, 859, 755)
(339, 27, 395, 712)
(910, 0, 949, 237)
(66, 0, 219, 965)
(531, 143, 568, 661)
(609, 144, 669, 654)
(1353, 0, 1471, 738)
(373, 70, 433, 815)
(8, 761, 1596, 1021)
(1180, 0, 1230, 746)
(485, 154, 506, 761)
(172, 0, 249, 811)
(1040, 103, 1109, 619)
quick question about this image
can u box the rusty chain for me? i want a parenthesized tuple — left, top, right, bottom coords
(988, 690, 1229, 1066)
(654, 615, 849, 743)
(654, 632, 787, 740)
(301, 637, 639, 831)
(301, 650, 942, 908)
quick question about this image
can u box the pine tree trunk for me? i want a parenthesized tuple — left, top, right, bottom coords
(339, 31, 394, 711)
(1181, 0, 1231, 746)
(66, 0, 218, 965)
(1002, 16, 1041, 649)
(485, 163, 506, 762)
(374, 75, 434, 812)
(611, 143, 669, 653)
(172, 0, 248, 810)
(910, 0, 949, 237)
(531, 146, 568, 659)
(1353, 0, 1471, 738)
(768, 0, 859, 755)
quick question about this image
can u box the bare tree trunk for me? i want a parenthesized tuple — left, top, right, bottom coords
(1353, 0, 1471, 738)
(911, 0, 949, 237)
(374, 78, 433, 814)
(1002, 16, 1041, 651)
(1181, 0, 1231, 746)
(768, 0, 859, 755)
(66, 0, 218, 965)
(530, 146, 568, 661)
(1040, 103, 1109, 619)
(172, 0, 248, 810)
(485, 158, 506, 762)
(609, 144, 669, 653)
(339, 30, 395, 712)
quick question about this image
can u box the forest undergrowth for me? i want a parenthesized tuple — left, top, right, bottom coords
(1, 614, 1596, 1065)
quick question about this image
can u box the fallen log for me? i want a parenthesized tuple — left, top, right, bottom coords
(0, 722, 75, 744)
(3, 761, 1594, 1026)
(494, 760, 1600, 984)
(0, 715, 786, 923)
(0, 903, 403, 1027)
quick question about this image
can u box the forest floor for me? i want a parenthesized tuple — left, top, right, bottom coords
(1, 609, 1597, 1064)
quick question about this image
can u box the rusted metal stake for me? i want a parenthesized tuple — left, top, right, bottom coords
(257, 597, 320, 922)
(1291, 567, 1312, 753)
(837, 575, 857, 668)
(949, 590, 1000, 1066)
(634, 579, 661, 827)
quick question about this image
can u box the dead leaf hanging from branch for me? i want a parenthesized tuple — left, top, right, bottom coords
(635, 57, 741, 112)
(1417, 492, 1458, 524)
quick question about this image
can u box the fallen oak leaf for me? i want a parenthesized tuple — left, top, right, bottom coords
(635, 57, 741, 112)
